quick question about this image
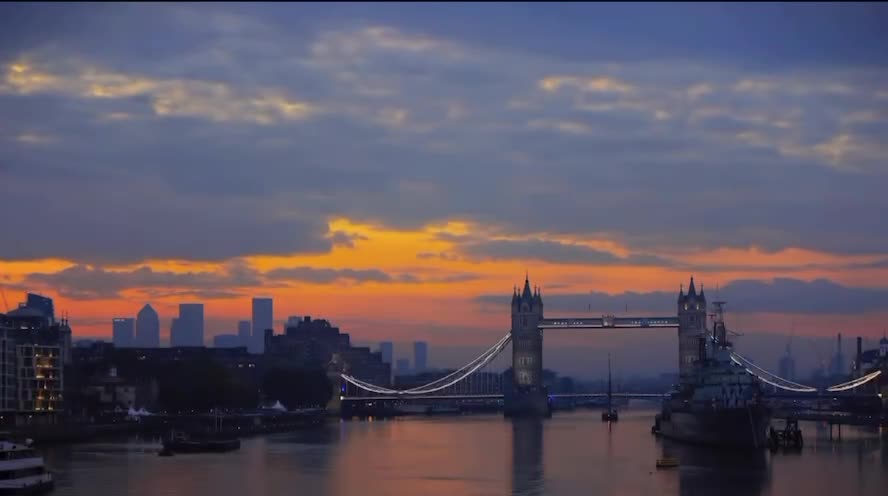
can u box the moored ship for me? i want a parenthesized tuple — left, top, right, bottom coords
(654, 300, 771, 449)
(0, 440, 54, 495)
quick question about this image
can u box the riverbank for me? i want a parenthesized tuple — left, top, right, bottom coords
(7, 422, 143, 444)
(9, 409, 331, 446)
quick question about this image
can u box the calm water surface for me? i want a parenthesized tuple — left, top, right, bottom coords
(41, 409, 887, 495)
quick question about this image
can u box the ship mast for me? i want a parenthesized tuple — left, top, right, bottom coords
(607, 353, 612, 412)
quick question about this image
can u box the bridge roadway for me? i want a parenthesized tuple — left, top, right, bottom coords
(341, 393, 668, 402)
(538, 316, 679, 329)
(342, 391, 879, 402)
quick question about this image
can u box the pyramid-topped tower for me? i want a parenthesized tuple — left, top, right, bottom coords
(677, 276, 707, 377)
(507, 273, 548, 416)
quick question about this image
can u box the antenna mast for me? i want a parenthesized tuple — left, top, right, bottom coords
(712, 301, 729, 348)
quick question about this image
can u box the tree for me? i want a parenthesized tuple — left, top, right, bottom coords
(262, 367, 332, 410)
(157, 357, 258, 413)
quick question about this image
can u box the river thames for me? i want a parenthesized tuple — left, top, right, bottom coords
(41, 408, 887, 496)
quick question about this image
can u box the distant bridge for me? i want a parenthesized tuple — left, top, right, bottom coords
(339, 277, 883, 414)
(341, 392, 668, 402)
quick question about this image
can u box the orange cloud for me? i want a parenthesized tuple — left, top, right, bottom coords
(4, 217, 888, 344)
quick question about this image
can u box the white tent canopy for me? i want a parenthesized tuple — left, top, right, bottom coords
(127, 407, 154, 417)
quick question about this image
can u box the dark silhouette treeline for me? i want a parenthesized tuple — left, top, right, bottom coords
(156, 357, 258, 413)
(66, 345, 333, 417)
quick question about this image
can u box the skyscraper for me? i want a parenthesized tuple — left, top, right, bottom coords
(830, 332, 845, 376)
(112, 318, 135, 348)
(135, 304, 160, 348)
(379, 341, 393, 365)
(778, 342, 796, 381)
(178, 303, 205, 347)
(213, 334, 241, 348)
(170, 317, 182, 347)
(237, 320, 251, 348)
(251, 297, 273, 354)
(25, 293, 55, 323)
(396, 358, 410, 376)
(414, 341, 428, 373)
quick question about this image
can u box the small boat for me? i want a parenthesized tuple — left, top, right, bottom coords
(768, 418, 804, 450)
(0, 439, 54, 494)
(162, 431, 240, 454)
(162, 412, 240, 455)
(656, 457, 680, 469)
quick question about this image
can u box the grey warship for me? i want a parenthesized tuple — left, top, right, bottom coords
(654, 281, 771, 449)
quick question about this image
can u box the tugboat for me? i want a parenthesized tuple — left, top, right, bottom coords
(601, 354, 619, 422)
(0, 439, 54, 494)
(655, 300, 771, 448)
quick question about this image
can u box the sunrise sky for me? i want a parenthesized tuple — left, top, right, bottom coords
(2, 3, 887, 377)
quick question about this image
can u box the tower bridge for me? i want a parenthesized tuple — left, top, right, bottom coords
(340, 275, 884, 418)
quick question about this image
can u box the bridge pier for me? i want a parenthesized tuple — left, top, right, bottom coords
(504, 388, 551, 418)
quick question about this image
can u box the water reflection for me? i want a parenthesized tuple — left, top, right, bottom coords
(660, 438, 769, 496)
(33, 412, 887, 496)
(511, 418, 544, 496)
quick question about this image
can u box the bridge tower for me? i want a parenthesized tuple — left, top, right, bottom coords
(326, 353, 345, 416)
(505, 275, 550, 417)
(677, 277, 707, 378)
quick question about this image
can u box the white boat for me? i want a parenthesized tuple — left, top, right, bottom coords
(0, 440, 54, 495)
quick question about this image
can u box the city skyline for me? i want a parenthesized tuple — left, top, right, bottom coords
(1, 3, 888, 378)
(14, 287, 882, 379)
(1, 6, 885, 493)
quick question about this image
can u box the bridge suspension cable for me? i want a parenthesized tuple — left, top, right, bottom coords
(343, 330, 881, 398)
(342, 333, 510, 395)
(397, 333, 511, 393)
(730, 352, 818, 393)
(341, 333, 512, 396)
(826, 370, 882, 392)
